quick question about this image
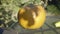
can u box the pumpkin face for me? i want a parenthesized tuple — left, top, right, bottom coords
(18, 4, 46, 29)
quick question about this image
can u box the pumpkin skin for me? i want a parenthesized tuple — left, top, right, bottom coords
(18, 4, 46, 29)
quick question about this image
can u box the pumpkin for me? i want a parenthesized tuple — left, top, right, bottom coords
(18, 4, 46, 29)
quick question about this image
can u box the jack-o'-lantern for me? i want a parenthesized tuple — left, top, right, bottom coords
(18, 4, 46, 29)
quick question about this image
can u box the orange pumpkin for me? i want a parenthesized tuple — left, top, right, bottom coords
(18, 4, 46, 29)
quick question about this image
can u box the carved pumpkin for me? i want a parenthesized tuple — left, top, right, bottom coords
(18, 4, 46, 29)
